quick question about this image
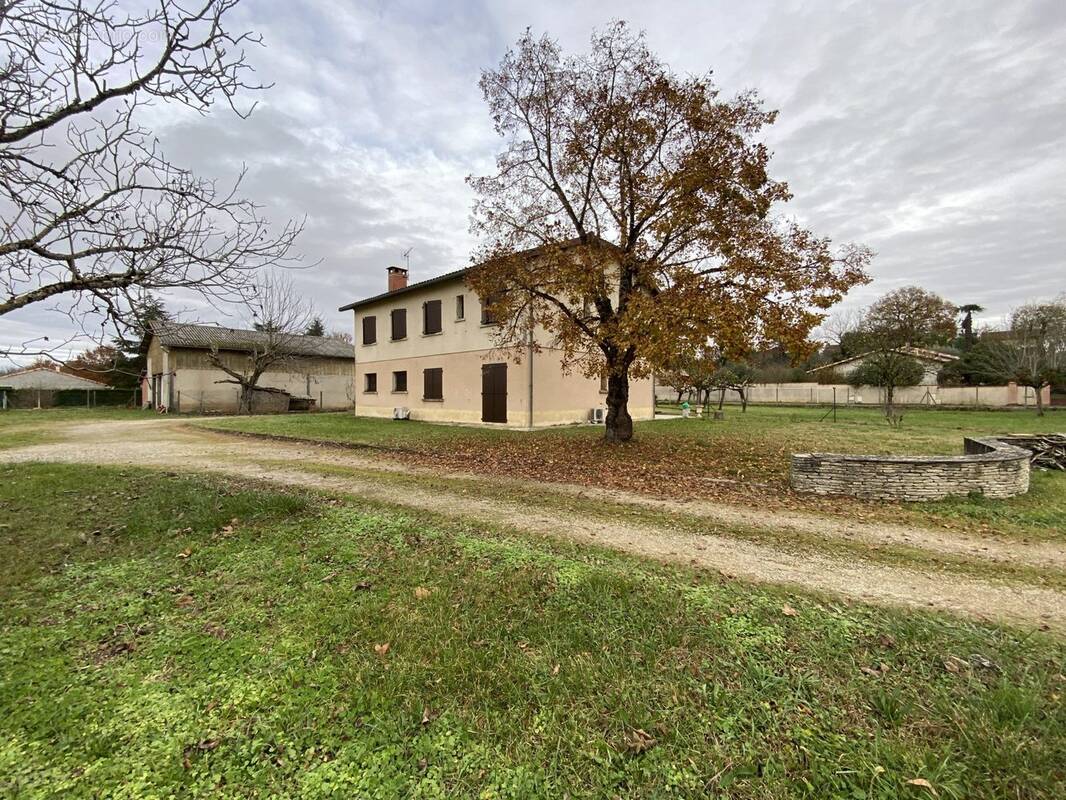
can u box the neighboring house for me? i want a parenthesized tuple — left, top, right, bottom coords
(0, 366, 109, 408)
(338, 253, 655, 428)
(143, 322, 354, 413)
(806, 346, 958, 386)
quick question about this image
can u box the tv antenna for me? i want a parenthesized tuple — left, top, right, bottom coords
(401, 246, 413, 271)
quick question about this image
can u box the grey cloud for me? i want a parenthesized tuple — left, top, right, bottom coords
(4, 0, 1064, 360)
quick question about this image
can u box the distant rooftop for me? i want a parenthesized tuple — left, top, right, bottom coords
(807, 346, 958, 373)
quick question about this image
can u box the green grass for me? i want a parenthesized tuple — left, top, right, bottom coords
(2, 464, 1064, 798)
(198, 406, 1066, 539)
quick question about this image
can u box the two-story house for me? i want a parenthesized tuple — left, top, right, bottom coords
(339, 254, 655, 428)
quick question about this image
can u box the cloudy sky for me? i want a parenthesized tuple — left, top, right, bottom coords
(4, 0, 1065, 358)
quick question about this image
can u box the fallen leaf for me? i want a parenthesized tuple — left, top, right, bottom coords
(176, 549, 191, 559)
(373, 642, 390, 656)
(421, 707, 436, 725)
(906, 777, 937, 795)
(624, 728, 657, 754)
(781, 603, 799, 617)
(551, 663, 560, 676)
(414, 586, 432, 600)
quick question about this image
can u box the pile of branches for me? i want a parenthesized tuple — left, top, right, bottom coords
(1000, 434, 1066, 470)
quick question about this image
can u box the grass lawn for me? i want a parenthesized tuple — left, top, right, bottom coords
(2, 464, 1063, 798)
(199, 406, 1066, 539)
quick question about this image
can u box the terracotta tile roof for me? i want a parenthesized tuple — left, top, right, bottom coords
(338, 236, 615, 312)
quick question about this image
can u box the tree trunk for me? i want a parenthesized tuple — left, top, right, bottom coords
(1035, 384, 1045, 417)
(739, 388, 747, 412)
(604, 372, 633, 442)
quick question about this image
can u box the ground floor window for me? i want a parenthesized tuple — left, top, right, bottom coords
(393, 370, 407, 392)
(423, 367, 443, 400)
(364, 373, 377, 393)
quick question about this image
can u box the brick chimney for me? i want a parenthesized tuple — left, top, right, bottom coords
(387, 266, 408, 292)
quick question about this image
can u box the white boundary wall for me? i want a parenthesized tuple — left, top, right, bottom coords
(658, 382, 1050, 408)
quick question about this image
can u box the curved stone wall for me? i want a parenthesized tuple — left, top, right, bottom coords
(790, 436, 1031, 501)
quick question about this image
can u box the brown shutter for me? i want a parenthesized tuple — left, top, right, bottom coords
(423, 300, 442, 334)
(424, 367, 443, 400)
(391, 308, 406, 340)
(362, 315, 376, 345)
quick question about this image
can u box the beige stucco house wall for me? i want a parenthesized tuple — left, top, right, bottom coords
(343, 270, 655, 428)
(144, 324, 354, 414)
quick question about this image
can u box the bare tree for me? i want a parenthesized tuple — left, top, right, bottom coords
(207, 272, 313, 413)
(0, 0, 302, 358)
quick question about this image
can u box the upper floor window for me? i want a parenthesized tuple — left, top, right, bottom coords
(390, 308, 407, 340)
(455, 294, 465, 320)
(423, 299, 442, 335)
(362, 315, 376, 345)
(423, 367, 443, 401)
(392, 370, 407, 393)
(480, 295, 500, 325)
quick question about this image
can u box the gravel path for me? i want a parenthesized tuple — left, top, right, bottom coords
(4, 417, 1064, 631)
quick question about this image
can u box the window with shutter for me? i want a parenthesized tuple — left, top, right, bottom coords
(423, 299, 442, 334)
(423, 367, 443, 400)
(392, 370, 407, 393)
(390, 308, 406, 340)
(362, 315, 376, 345)
(364, 373, 377, 393)
(480, 296, 498, 325)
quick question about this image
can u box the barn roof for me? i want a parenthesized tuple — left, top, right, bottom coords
(0, 366, 110, 390)
(150, 322, 353, 359)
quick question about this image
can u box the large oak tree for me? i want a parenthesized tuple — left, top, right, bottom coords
(467, 23, 871, 441)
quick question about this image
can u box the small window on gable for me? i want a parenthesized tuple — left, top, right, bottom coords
(390, 308, 407, 340)
(392, 370, 407, 393)
(362, 315, 376, 345)
(423, 299, 442, 335)
(456, 294, 465, 320)
(364, 372, 377, 393)
(423, 367, 443, 401)
(599, 372, 608, 393)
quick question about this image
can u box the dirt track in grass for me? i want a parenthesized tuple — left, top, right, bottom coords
(3, 416, 1064, 631)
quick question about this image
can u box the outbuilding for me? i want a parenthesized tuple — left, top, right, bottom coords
(0, 366, 110, 409)
(143, 322, 354, 414)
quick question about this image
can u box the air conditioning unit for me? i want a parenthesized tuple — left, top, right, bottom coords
(393, 406, 410, 420)
(589, 407, 605, 425)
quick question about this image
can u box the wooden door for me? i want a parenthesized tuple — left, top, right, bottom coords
(481, 363, 507, 423)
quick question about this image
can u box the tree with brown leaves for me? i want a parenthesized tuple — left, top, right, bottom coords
(863, 287, 957, 348)
(467, 23, 871, 441)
